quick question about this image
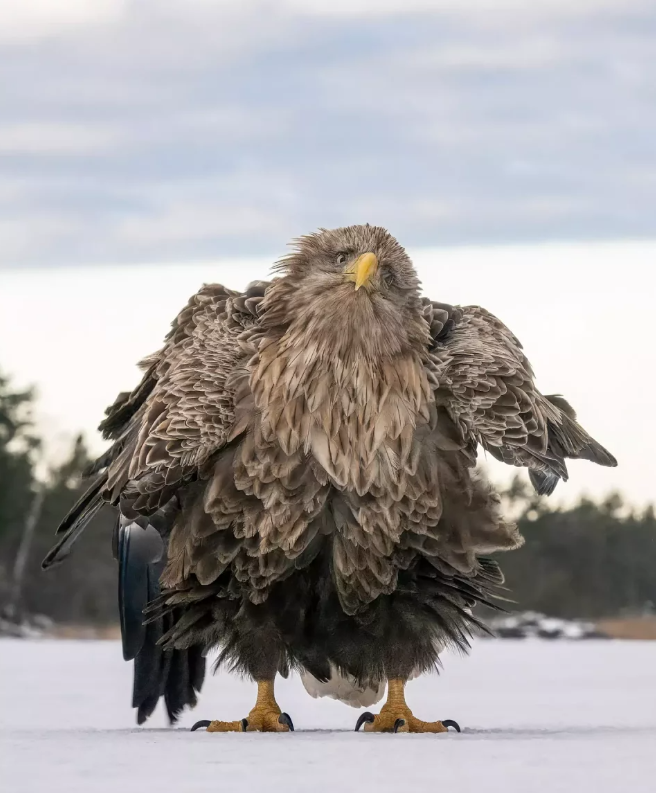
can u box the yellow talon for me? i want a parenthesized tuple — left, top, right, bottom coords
(206, 719, 245, 733)
(196, 679, 294, 733)
(356, 679, 458, 734)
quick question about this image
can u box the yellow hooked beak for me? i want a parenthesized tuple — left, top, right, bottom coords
(344, 252, 379, 291)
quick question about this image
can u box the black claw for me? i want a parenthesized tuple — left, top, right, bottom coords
(393, 719, 406, 733)
(355, 712, 375, 731)
(240, 718, 249, 732)
(191, 720, 212, 732)
(278, 713, 295, 731)
(442, 719, 461, 733)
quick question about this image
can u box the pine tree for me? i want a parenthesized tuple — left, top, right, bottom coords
(0, 371, 40, 606)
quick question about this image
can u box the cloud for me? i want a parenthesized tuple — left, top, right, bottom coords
(404, 39, 566, 71)
(0, 122, 122, 155)
(2, 1, 649, 43)
(1, 0, 655, 267)
(117, 203, 286, 245)
(287, 0, 648, 21)
(0, 0, 128, 42)
(0, 214, 84, 262)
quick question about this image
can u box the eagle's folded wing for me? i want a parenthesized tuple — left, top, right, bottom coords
(424, 303, 617, 495)
(42, 281, 269, 568)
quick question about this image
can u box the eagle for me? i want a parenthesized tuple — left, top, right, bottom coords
(44, 225, 616, 734)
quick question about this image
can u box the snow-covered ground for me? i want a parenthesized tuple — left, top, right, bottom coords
(1, 639, 654, 792)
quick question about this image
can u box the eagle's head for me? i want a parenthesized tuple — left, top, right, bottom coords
(267, 224, 429, 361)
(253, 225, 434, 468)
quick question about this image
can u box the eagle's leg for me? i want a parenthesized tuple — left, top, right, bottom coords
(201, 679, 293, 733)
(356, 679, 459, 734)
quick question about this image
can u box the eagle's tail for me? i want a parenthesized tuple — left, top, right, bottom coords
(118, 521, 205, 724)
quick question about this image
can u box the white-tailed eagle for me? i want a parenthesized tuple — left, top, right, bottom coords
(44, 225, 616, 733)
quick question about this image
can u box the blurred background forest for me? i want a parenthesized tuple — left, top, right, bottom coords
(1, 366, 654, 628)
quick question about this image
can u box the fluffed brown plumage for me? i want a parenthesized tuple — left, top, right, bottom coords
(44, 224, 616, 722)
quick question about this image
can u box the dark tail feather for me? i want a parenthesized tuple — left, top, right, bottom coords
(118, 523, 164, 660)
(163, 644, 203, 724)
(133, 612, 206, 727)
(133, 609, 165, 724)
(118, 521, 205, 724)
(41, 477, 107, 570)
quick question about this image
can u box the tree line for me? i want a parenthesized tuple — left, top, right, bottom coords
(0, 368, 654, 626)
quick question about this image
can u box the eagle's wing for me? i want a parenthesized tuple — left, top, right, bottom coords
(42, 280, 269, 569)
(42, 280, 269, 724)
(423, 301, 617, 495)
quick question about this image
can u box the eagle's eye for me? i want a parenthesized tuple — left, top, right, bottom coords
(336, 252, 348, 266)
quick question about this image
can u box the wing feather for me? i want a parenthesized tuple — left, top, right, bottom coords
(43, 280, 269, 568)
(424, 303, 617, 494)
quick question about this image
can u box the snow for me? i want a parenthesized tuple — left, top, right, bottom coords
(1, 639, 654, 792)
(486, 611, 603, 639)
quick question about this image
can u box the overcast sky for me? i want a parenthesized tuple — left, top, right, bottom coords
(2, 0, 656, 267)
(0, 3, 653, 507)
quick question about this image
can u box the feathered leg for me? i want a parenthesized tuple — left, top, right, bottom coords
(192, 679, 294, 733)
(355, 679, 460, 734)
